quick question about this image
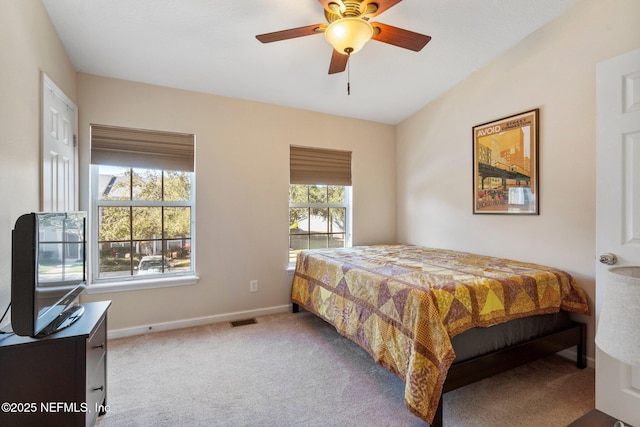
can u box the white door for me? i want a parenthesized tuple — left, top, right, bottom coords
(42, 73, 78, 212)
(595, 47, 640, 425)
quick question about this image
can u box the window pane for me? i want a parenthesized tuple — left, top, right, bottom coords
(164, 171, 191, 202)
(290, 208, 308, 233)
(135, 240, 157, 257)
(309, 208, 328, 233)
(329, 208, 346, 233)
(328, 186, 345, 203)
(99, 207, 130, 241)
(289, 235, 309, 264)
(98, 241, 133, 278)
(289, 185, 308, 204)
(136, 255, 168, 274)
(310, 234, 328, 249)
(132, 207, 162, 240)
(133, 242, 166, 275)
(290, 235, 309, 252)
(132, 168, 162, 201)
(166, 238, 191, 273)
(164, 207, 191, 238)
(98, 166, 130, 200)
(309, 185, 327, 203)
(329, 234, 345, 248)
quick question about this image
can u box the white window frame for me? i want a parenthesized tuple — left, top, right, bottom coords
(288, 185, 352, 270)
(86, 165, 198, 294)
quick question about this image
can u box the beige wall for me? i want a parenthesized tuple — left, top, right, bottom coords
(77, 74, 396, 331)
(396, 0, 640, 360)
(0, 0, 76, 325)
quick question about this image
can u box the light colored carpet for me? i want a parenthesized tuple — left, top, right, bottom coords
(96, 311, 594, 426)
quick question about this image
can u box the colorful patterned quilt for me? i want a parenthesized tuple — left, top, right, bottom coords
(291, 244, 590, 424)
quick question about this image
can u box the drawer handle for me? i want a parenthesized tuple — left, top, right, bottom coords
(92, 386, 104, 392)
(92, 343, 105, 349)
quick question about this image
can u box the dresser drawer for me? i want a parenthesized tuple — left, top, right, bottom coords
(86, 356, 106, 427)
(86, 316, 106, 372)
(86, 314, 106, 426)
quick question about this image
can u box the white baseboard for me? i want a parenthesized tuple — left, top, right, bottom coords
(107, 304, 292, 339)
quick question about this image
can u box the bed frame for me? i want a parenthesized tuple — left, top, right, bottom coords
(292, 302, 587, 427)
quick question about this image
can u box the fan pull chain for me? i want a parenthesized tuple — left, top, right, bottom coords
(346, 48, 353, 96)
(347, 59, 351, 95)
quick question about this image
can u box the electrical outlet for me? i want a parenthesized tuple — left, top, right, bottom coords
(250, 280, 258, 293)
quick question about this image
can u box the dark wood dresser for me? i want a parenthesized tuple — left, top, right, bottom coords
(0, 301, 111, 427)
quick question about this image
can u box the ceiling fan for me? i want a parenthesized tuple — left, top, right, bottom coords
(256, 0, 432, 75)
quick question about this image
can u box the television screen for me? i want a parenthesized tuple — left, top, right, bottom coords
(11, 212, 87, 337)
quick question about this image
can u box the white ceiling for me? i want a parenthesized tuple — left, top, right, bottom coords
(41, 0, 578, 125)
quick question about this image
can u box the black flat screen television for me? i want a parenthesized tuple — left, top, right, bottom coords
(11, 212, 87, 337)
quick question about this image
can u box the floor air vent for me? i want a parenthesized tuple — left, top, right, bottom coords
(230, 318, 257, 327)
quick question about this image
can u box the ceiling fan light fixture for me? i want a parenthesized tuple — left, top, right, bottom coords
(324, 17, 374, 55)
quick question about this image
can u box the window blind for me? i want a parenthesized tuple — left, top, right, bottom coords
(290, 145, 352, 186)
(90, 124, 195, 172)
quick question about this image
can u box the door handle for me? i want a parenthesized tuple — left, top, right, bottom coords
(599, 253, 618, 265)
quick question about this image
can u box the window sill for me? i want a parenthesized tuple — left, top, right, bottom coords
(85, 274, 199, 294)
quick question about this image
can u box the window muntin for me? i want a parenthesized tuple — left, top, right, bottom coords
(93, 165, 193, 282)
(289, 184, 350, 264)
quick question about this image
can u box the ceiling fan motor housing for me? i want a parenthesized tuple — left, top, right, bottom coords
(324, 0, 378, 22)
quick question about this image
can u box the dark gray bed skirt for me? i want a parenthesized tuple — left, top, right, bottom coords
(451, 311, 572, 363)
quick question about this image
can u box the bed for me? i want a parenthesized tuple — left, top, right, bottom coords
(291, 244, 590, 426)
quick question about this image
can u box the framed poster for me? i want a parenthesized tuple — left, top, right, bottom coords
(473, 109, 539, 214)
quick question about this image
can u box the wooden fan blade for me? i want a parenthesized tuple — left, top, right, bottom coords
(256, 24, 324, 43)
(371, 22, 431, 51)
(362, 0, 402, 17)
(328, 49, 348, 74)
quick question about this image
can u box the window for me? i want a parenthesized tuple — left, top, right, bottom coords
(289, 145, 352, 265)
(89, 125, 196, 290)
(289, 184, 351, 264)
